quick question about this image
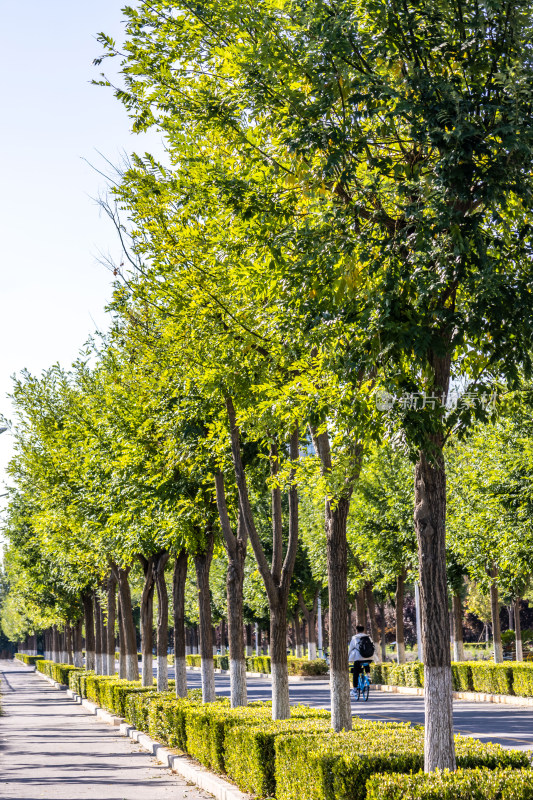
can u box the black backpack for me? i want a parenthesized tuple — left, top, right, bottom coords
(358, 635, 375, 659)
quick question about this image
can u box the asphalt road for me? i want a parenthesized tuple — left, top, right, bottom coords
(177, 667, 533, 751)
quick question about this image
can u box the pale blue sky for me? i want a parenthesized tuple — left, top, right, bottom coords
(0, 2, 161, 501)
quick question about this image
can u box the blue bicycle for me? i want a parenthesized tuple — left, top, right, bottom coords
(351, 661, 371, 701)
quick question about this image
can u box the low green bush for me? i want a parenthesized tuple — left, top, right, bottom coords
(15, 653, 44, 666)
(452, 663, 474, 691)
(274, 726, 530, 800)
(224, 714, 332, 797)
(287, 658, 328, 676)
(511, 663, 533, 697)
(246, 655, 272, 673)
(366, 768, 533, 800)
(36, 659, 81, 686)
(470, 663, 514, 695)
(186, 654, 202, 668)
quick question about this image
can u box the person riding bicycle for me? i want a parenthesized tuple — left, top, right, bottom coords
(348, 625, 375, 698)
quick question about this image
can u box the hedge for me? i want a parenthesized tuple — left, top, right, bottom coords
(36, 659, 82, 686)
(275, 728, 530, 800)
(372, 660, 533, 697)
(366, 768, 533, 800)
(185, 654, 328, 676)
(15, 654, 44, 666)
(44, 667, 531, 800)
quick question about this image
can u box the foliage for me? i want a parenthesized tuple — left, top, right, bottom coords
(366, 769, 533, 800)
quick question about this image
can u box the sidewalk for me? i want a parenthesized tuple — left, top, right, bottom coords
(0, 660, 212, 800)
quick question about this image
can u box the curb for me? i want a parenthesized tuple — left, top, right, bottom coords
(34, 669, 249, 800)
(375, 683, 533, 707)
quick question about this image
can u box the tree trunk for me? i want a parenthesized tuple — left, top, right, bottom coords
(490, 568, 503, 663)
(194, 529, 216, 703)
(356, 588, 366, 629)
(452, 592, 465, 662)
(114, 566, 139, 680)
(83, 594, 95, 671)
(64, 624, 73, 665)
(154, 551, 170, 691)
(106, 575, 116, 676)
(139, 556, 155, 687)
(270, 604, 290, 718)
(508, 604, 514, 631)
(395, 570, 406, 664)
(245, 623, 253, 657)
(225, 547, 247, 707)
(414, 449, 455, 772)
(117, 598, 126, 679)
(379, 603, 387, 662)
(327, 496, 352, 732)
(514, 597, 523, 661)
(94, 593, 103, 675)
(299, 591, 319, 660)
(294, 613, 303, 657)
(73, 618, 83, 668)
(173, 550, 188, 698)
(364, 583, 381, 663)
(219, 619, 226, 655)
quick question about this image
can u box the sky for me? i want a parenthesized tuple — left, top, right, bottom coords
(0, 2, 162, 508)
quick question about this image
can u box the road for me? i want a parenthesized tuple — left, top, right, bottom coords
(0, 660, 211, 800)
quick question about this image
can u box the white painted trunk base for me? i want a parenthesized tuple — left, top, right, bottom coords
(453, 641, 465, 662)
(220, 645, 226, 656)
(308, 642, 317, 661)
(107, 653, 115, 675)
(245, 645, 253, 657)
(201, 658, 216, 703)
(126, 653, 139, 681)
(73, 650, 83, 669)
(229, 659, 247, 708)
(142, 655, 153, 686)
(271, 662, 290, 720)
(157, 656, 168, 691)
(424, 665, 456, 772)
(174, 657, 188, 698)
(295, 645, 303, 658)
(494, 640, 504, 663)
(330, 668, 352, 732)
(86, 651, 95, 671)
(516, 638, 524, 661)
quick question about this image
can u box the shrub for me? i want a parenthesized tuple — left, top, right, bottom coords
(224, 714, 332, 797)
(511, 663, 533, 697)
(186, 654, 202, 668)
(36, 659, 81, 686)
(470, 663, 514, 695)
(274, 726, 529, 800)
(452, 663, 474, 692)
(246, 655, 272, 673)
(287, 658, 328, 676)
(15, 654, 44, 666)
(366, 768, 533, 800)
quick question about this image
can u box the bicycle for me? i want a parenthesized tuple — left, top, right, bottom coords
(351, 661, 371, 702)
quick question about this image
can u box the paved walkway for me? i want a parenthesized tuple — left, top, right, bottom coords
(0, 661, 211, 800)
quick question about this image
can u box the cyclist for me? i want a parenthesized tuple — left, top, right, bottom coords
(348, 625, 375, 699)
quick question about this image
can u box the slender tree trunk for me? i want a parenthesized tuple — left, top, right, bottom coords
(452, 592, 465, 662)
(490, 567, 503, 663)
(139, 556, 155, 687)
(294, 614, 303, 657)
(395, 570, 406, 664)
(219, 619, 226, 655)
(173, 550, 188, 698)
(117, 599, 126, 679)
(154, 551, 170, 691)
(73, 618, 83, 668)
(327, 496, 352, 731)
(246, 623, 253, 656)
(106, 575, 116, 676)
(225, 548, 247, 707)
(508, 604, 514, 631)
(356, 588, 366, 629)
(65, 623, 73, 665)
(365, 582, 381, 663)
(379, 603, 387, 662)
(194, 529, 216, 703)
(514, 598, 523, 661)
(83, 594, 95, 671)
(94, 593, 103, 676)
(114, 566, 139, 680)
(299, 591, 319, 660)
(415, 448, 455, 772)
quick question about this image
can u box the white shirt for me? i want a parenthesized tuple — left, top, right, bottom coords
(348, 633, 373, 662)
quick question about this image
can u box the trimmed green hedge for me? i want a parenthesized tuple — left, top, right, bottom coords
(55, 668, 531, 800)
(15, 654, 44, 666)
(185, 654, 328, 676)
(275, 727, 530, 800)
(367, 768, 533, 800)
(36, 659, 82, 686)
(372, 660, 533, 697)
